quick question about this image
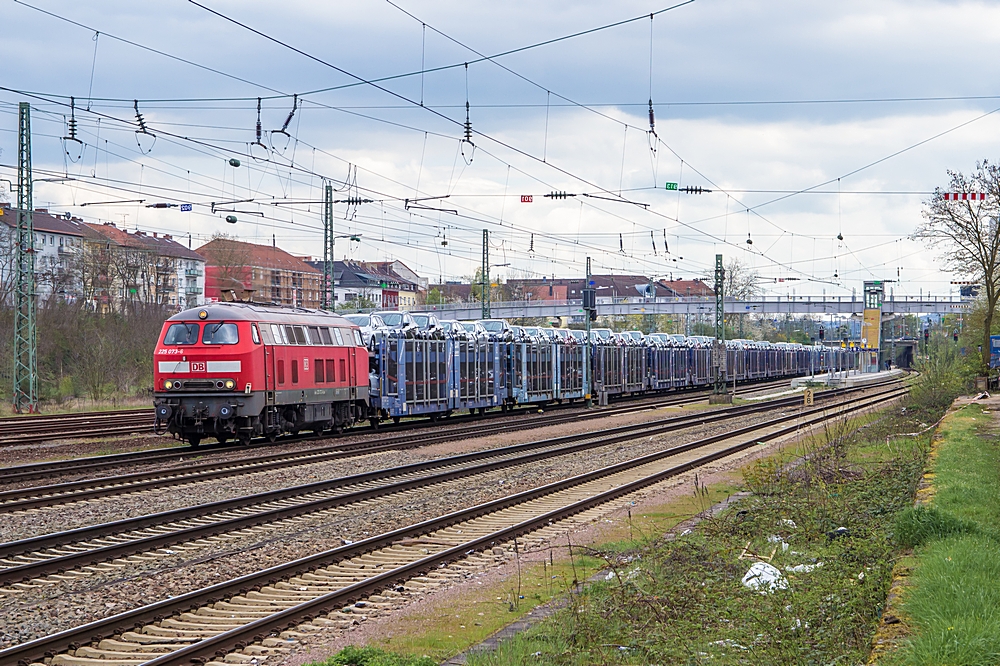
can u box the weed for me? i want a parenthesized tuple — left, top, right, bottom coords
(309, 645, 436, 666)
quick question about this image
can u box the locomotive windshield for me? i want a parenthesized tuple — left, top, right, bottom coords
(163, 323, 199, 345)
(202, 322, 239, 345)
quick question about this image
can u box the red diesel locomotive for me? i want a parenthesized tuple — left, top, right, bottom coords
(153, 302, 370, 445)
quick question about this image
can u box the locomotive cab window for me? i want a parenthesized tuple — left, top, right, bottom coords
(353, 330, 363, 346)
(163, 323, 199, 345)
(251, 324, 261, 344)
(202, 322, 239, 345)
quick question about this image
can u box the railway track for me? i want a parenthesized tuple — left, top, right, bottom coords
(0, 409, 155, 446)
(0, 379, 802, 507)
(0, 377, 797, 454)
(0, 385, 892, 588)
(0, 384, 905, 666)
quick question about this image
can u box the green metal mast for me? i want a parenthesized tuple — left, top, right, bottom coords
(13, 102, 38, 414)
(481, 229, 490, 319)
(584, 256, 593, 408)
(712, 253, 726, 397)
(322, 183, 334, 309)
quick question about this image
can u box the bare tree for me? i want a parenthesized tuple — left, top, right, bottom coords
(79, 240, 116, 312)
(725, 256, 761, 336)
(0, 223, 16, 307)
(913, 161, 1000, 371)
(200, 233, 251, 298)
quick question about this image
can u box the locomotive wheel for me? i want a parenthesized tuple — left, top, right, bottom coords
(187, 436, 201, 447)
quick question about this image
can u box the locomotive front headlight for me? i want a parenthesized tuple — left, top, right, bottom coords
(224, 379, 235, 389)
(164, 380, 172, 390)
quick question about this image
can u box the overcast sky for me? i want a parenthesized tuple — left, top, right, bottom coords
(2, 0, 999, 298)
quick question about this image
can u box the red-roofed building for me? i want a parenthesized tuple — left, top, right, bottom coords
(84, 223, 206, 309)
(657, 278, 714, 298)
(196, 237, 322, 308)
(1, 204, 206, 309)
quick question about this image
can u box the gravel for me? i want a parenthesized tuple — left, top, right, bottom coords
(0, 398, 806, 648)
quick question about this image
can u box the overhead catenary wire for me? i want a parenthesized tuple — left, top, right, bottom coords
(0, 3, 956, 288)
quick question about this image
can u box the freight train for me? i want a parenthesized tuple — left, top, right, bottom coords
(153, 302, 854, 445)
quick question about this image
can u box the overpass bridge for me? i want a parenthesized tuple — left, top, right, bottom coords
(420, 295, 970, 320)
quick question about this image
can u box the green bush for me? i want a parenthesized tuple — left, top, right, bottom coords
(313, 645, 437, 666)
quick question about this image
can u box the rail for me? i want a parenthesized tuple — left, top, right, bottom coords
(0, 385, 906, 666)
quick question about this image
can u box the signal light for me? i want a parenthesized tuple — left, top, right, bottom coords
(818, 327, 825, 341)
(924, 328, 929, 341)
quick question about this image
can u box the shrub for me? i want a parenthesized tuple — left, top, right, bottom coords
(313, 645, 437, 666)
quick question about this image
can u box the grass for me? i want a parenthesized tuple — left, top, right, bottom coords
(372, 555, 603, 662)
(463, 409, 931, 665)
(305, 391, 944, 666)
(888, 405, 1000, 666)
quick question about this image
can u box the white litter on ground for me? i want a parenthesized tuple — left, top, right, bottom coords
(741, 562, 788, 593)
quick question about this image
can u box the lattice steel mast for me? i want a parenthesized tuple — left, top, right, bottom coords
(713, 253, 726, 397)
(481, 229, 490, 319)
(322, 183, 334, 309)
(13, 102, 38, 413)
